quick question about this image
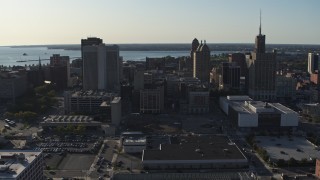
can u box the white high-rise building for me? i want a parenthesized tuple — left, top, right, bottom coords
(308, 53, 319, 74)
(0, 150, 44, 180)
(82, 37, 120, 92)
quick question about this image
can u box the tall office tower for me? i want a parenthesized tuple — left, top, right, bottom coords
(308, 53, 319, 74)
(81, 37, 103, 50)
(193, 40, 210, 83)
(247, 14, 276, 101)
(49, 54, 70, 90)
(190, 38, 200, 61)
(106, 45, 120, 91)
(220, 62, 241, 90)
(81, 37, 120, 92)
(229, 53, 247, 77)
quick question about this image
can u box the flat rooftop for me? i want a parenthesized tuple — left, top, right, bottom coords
(229, 101, 296, 115)
(113, 172, 252, 180)
(123, 137, 146, 144)
(143, 135, 246, 161)
(256, 136, 320, 161)
(43, 115, 93, 123)
(41, 115, 101, 126)
(0, 150, 42, 179)
(71, 90, 117, 98)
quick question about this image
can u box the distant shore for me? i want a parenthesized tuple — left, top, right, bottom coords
(6, 43, 320, 52)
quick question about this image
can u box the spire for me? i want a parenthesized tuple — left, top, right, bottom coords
(204, 40, 206, 44)
(259, 9, 262, 35)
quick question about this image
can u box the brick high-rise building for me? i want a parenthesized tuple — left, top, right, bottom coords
(247, 15, 276, 101)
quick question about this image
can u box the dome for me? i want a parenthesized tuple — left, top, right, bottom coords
(192, 38, 200, 51)
(192, 38, 199, 45)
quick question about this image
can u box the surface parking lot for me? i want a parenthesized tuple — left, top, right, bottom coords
(256, 136, 320, 161)
(35, 135, 103, 153)
(58, 154, 96, 170)
(182, 116, 223, 134)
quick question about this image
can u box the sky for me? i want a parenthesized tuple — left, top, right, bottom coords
(0, 0, 319, 45)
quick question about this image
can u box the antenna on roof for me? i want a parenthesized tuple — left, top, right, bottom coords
(259, 9, 262, 35)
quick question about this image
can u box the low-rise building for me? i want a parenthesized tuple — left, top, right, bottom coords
(220, 96, 298, 131)
(121, 132, 146, 153)
(188, 91, 210, 114)
(0, 150, 43, 180)
(64, 90, 121, 124)
(142, 135, 248, 170)
(316, 159, 320, 179)
(40, 115, 101, 129)
(64, 90, 118, 114)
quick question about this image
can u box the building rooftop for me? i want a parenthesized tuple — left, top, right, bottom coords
(71, 90, 117, 98)
(123, 136, 146, 145)
(43, 115, 94, 123)
(113, 172, 252, 180)
(111, 97, 121, 104)
(41, 115, 101, 127)
(143, 135, 246, 161)
(0, 150, 41, 179)
(229, 100, 296, 115)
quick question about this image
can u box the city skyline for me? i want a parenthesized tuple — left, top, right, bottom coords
(1, 0, 320, 46)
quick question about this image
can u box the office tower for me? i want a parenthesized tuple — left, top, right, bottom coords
(140, 86, 164, 114)
(247, 14, 276, 101)
(49, 54, 70, 90)
(193, 40, 210, 83)
(81, 37, 120, 92)
(229, 53, 247, 77)
(190, 38, 200, 62)
(308, 53, 319, 74)
(220, 62, 241, 90)
(106, 45, 121, 91)
(81, 37, 103, 50)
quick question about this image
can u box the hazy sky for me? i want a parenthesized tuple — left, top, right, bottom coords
(0, 0, 319, 45)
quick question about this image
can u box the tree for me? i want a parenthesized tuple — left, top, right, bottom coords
(75, 125, 85, 134)
(4, 112, 14, 119)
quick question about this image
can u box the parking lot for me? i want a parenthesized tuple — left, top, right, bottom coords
(0, 119, 39, 137)
(256, 136, 320, 161)
(59, 153, 96, 170)
(34, 135, 103, 154)
(182, 115, 223, 134)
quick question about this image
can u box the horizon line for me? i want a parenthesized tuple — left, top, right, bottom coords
(2, 42, 320, 47)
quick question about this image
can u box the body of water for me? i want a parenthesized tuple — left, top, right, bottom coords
(0, 46, 232, 66)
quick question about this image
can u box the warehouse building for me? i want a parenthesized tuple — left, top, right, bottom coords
(142, 135, 248, 170)
(219, 96, 298, 131)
